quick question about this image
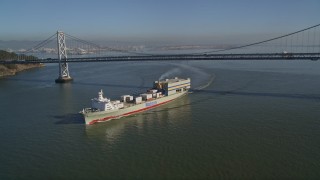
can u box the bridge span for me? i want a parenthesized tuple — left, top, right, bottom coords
(2, 53, 319, 64)
(1, 23, 319, 82)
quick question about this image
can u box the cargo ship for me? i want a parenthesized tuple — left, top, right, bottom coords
(80, 77, 191, 125)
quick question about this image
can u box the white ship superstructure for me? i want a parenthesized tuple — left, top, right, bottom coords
(81, 77, 191, 125)
(91, 90, 124, 111)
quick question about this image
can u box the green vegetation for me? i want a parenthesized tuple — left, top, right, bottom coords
(0, 50, 37, 61)
(0, 50, 42, 77)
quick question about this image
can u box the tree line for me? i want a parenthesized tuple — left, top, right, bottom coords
(0, 50, 37, 60)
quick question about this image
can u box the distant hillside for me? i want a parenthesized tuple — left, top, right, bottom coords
(0, 50, 43, 78)
(0, 40, 43, 50)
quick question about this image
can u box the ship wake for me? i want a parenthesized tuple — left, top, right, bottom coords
(158, 63, 214, 91)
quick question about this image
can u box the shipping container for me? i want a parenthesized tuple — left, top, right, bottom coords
(135, 96, 142, 104)
(141, 93, 152, 100)
(121, 95, 130, 102)
(125, 96, 133, 102)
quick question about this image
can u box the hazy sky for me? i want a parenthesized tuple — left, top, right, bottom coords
(1, 0, 319, 42)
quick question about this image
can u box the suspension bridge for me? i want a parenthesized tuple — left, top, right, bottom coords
(1, 24, 320, 83)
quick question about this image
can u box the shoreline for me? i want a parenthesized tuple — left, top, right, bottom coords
(0, 63, 45, 78)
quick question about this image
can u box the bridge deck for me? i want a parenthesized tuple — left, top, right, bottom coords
(1, 53, 319, 64)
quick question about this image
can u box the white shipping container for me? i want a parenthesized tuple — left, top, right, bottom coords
(147, 89, 157, 93)
(135, 96, 142, 104)
(141, 93, 152, 100)
(125, 96, 133, 102)
(121, 95, 130, 102)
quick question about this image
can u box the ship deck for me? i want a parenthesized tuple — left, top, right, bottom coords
(121, 95, 165, 108)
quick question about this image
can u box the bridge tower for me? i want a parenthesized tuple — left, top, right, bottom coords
(55, 31, 73, 83)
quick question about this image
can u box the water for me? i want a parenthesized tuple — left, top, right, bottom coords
(1, 60, 320, 179)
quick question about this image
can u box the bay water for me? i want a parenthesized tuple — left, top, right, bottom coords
(0, 60, 320, 179)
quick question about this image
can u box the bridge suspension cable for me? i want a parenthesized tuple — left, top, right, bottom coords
(197, 23, 320, 54)
(2, 23, 320, 63)
(23, 33, 56, 53)
(64, 33, 154, 56)
(13, 33, 57, 61)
